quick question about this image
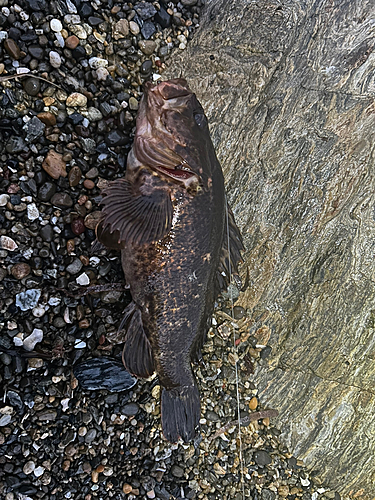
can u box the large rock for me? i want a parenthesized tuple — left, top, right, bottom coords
(166, 0, 375, 498)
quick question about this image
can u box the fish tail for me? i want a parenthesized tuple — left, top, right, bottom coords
(161, 384, 200, 443)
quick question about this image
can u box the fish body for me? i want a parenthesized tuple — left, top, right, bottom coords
(96, 79, 243, 442)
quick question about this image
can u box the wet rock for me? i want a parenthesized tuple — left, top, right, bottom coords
(129, 21, 140, 36)
(49, 50, 62, 68)
(6, 136, 27, 154)
(8, 390, 24, 414)
(105, 130, 129, 147)
(37, 112, 56, 126)
(141, 21, 156, 40)
(134, 2, 157, 20)
(171, 465, 184, 478)
(11, 263, 31, 279)
(16, 289, 41, 311)
(254, 450, 272, 466)
(50, 192, 73, 208)
(27, 203, 39, 221)
(23, 77, 41, 96)
(155, 5, 171, 28)
(71, 217, 85, 235)
(38, 182, 56, 201)
(128, 97, 139, 111)
(65, 35, 79, 49)
(68, 166, 82, 187)
(0, 414, 12, 427)
(140, 60, 153, 77)
(66, 258, 83, 275)
(138, 40, 156, 55)
(121, 403, 139, 416)
(74, 358, 137, 392)
(113, 19, 129, 40)
(40, 224, 54, 242)
(42, 150, 67, 179)
(4, 38, 21, 59)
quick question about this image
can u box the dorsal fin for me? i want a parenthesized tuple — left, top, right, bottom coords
(96, 175, 173, 248)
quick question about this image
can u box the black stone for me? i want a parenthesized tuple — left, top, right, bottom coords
(10, 194, 21, 205)
(155, 5, 171, 28)
(7, 390, 24, 414)
(134, 2, 157, 20)
(5, 136, 27, 154)
(88, 16, 103, 26)
(34, 171, 46, 185)
(141, 21, 156, 40)
(68, 112, 84, 125)
(105, 130, 129, 147)
(99, 102, 112, 117)
(23, 116, 45, 143)
(40, 225, 54, 242)
(253, 450, 272, 466)
(73, 358, 137, 392)
(78, 1, 93, 18)
(25, 0, 48, 11)
(28, 44, 44, 59)
(8, 27, 21, 40)
(71, 45, 86, 60)
(140, 59, 152, 76)
(121, 402, 139, 416)
(38, 182, 56, 201)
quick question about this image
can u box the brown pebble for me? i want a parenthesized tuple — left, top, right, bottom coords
(71, 217, 85, 235)
(263, 417, 270, 426)
(91, 471, 99, 483)
(65, 35, 80, 49)
(37, 112, 56, 127)
(78, 194, 88, 206)
(67, 239, 75, 253)
(278, 485, 290, 497)
(82, 462, 92, 473)
(62, 460, 71, 471)
(68, 166, 82, 187)
(98, 334, 106, 345)
(83, 179, 95, 190)
(84, 210, 101, 229)
(79, 319, 90, 329)
(42, 150, 67, 179)
(249, 397, 258, 411)
(7, 184, 20, 194)
(80, 255, 90, 266)
(96, 464, 105, 473)
(123, 484, 132, 494)
(4, 39, 21, 59)
(11, 263, 31, 280)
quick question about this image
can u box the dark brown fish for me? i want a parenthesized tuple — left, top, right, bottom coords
(96, 78, 243, 443)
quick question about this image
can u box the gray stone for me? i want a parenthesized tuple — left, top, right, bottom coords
(166, 0, 375, 497)
(66, 258, 83, 275)
(121, 403, 139, 416)
(16, 289, 41, 311)
(253, 450, 272, 466)
(6, 136, 27, 154)
(50, 192, 73, 208)
(23, 116, 45, 143)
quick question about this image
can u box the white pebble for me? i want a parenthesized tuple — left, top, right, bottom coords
(179, 43, 186, 50)
(0, 194, 9, 206)
(61, 398, 70, 411)
(27, 203, 39, 221)
(82, 118, 89, 128)
(50, 18, 63, 32)
(48, 297, 61, 306)
(89, 256, 100, 267)
(96, 66, 109, 81)
(49, 50, 62, 69)
(65, 0, 77, 13)
(76, 272, 90, 285)
(64, 14, 80, 24)
(13, 4, 23, 13)
(301, 478, 310, 487)
(177, 34, 187, 44)
(0, 30, 7, 40)
(16, 67, 30, 74)
(75, 339, 87, 349)
(19, 11, 29, 21)
(13, 334, 24, 347)
(23, 461, 35, 475)
(32, 305, 45, 318)
(23, 328, 43, 352)
(55, 32, 65, 48)
(0, 235, 18, 251)
(34, 466, 45, 478)
(89, 56, 108, 69)
(1, 8, 10, 17)
(152, 73, 162, 82)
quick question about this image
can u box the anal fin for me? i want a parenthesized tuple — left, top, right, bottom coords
(121, 304, 155, 379)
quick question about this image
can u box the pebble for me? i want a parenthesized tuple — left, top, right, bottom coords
(4, 38, 21, 59)
(129, 21, 140, 36)
(254, 450, 272, 466)
(49, 50, 62, 68)
(73, 358, 137, 392)
(0, 194, 10, 206)
(37, 112, 57, 126)
(129, 97, 139, 111)
(16, 289, 41, 311)
(113, 19, 129, 40)
(50, 192, 73, 208)
(66, 258, 83, 275)
(27, 203, 39, 221)
(23, 328, 43, 351)
(38, 182, 56, 201)
(65, 35, 79, 49)
(50, 18, 62, 32)
(11, 263, 31, 279)
(171, 465, 184, 478)
(76, 272, 90, 285)
(89, 57, 108, 69)
(0, 414, 12, 427)
(23, 116, 45, 143)
(68, 166, 82, 187)
(66, 92, 87, 107)
(23, 77, 41, 96)
(139, 40, 156, 55)
(42, 150, 67, 179)
(0, 235, 18, 251)
(122, 403, 139, 416)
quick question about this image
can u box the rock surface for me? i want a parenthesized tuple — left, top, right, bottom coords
(166, 0, 375, 498)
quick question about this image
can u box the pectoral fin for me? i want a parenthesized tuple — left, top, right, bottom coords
(120, 303, 155, 379)
(97, 177, 173, 248)
(216, 203, 244, 292)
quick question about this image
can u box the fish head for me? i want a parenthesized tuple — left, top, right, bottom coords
(129, 78, 218, 191)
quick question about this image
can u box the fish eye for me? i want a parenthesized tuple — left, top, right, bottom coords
(193, 113, 206, 128)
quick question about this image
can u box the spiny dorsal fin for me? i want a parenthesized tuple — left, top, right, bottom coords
(97, 176, 173, 248)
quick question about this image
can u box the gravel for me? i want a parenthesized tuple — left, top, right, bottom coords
(0, 0, 341, 499)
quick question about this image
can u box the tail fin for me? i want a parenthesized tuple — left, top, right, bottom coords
(161, 385, 200, 443)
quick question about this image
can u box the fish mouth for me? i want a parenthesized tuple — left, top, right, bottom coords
(154, 163, 196, 182)
(145, 78, 192, 101)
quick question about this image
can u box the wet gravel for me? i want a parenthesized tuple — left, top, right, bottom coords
(0, 1, 342, 499)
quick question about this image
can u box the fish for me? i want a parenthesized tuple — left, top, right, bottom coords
(95, 78, 243, 443)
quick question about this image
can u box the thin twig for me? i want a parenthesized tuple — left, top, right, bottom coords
(208, 409, 279, 442)
(0, 73, 65, 91)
